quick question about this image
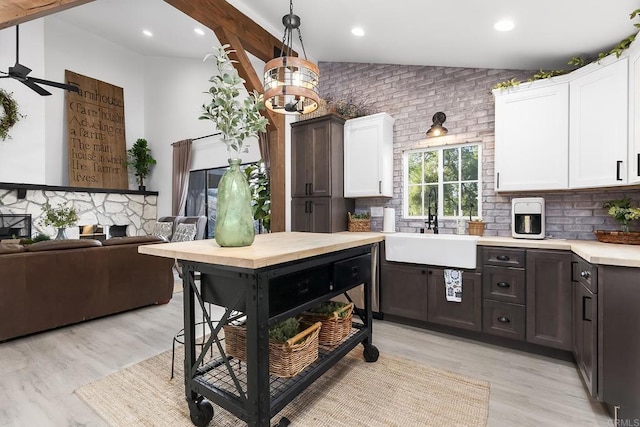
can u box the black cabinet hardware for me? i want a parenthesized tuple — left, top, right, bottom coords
(580, 270, 590, 279)
(497, 316, 510, 323)
(496, 282, 511, 288)
(616, 160, 623, 181)
(497, 255, 510, 261)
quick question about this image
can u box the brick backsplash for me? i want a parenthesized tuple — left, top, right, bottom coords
(320, 62, 640, 240)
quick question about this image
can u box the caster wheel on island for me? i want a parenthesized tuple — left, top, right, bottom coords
(362, 343, 379, 362)
(188, 398, 214, 427)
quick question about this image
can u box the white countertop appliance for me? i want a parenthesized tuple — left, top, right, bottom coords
(512, 197, 545, 239)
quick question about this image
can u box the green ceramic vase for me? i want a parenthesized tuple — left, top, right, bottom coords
(215, 158, 255, 247)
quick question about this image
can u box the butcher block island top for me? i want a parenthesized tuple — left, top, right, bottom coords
(138, 231, 384, 269)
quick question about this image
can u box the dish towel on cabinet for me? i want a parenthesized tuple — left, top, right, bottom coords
(444, 269, 462, 303)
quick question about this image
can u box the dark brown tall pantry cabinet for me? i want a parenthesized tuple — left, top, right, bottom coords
(291, 114, 354, 232)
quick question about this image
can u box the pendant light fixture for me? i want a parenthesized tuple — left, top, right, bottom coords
(263, 0, 319, 115)
(426, 112, 448, 137)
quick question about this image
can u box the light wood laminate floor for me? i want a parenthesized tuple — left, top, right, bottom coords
(0, 290, 610, 426)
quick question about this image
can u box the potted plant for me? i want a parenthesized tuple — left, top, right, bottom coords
(468, 218, 485, 236)
(199, 44, 269, 247)
(126, 138, 156, 191)
(245, 160, 270, 233)
(595, 197, 640, 244)
(39, 202, 79, 240)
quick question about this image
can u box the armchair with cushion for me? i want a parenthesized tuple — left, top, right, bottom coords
(156, 216, 207, 278)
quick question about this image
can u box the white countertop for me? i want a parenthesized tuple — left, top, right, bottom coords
(477, 236, 640, 268)
(347, 232, 640, 268)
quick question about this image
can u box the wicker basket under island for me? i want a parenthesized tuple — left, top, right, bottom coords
(223, 321, 322, 378)
(301, 302, 354, 348)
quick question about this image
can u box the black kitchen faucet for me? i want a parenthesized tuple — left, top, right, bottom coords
(427, 187, 438, 234)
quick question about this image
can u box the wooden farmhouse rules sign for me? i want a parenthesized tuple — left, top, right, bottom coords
(65, 70, 128, 189)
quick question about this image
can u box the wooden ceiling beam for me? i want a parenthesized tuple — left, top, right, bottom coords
(164, 0, 296, 63)
(169, 0, 290, 232)
(0, 0, 94, 30)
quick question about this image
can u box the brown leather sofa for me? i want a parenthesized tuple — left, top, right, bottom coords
(0, 236, 174, 342)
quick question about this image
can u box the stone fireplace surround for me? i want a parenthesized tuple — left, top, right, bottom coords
(0, 183, 158, 239)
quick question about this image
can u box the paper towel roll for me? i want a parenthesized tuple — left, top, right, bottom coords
(383, 208, 396, 233)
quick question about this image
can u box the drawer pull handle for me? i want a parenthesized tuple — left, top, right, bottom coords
(297, 280, 310, 296)
(496, 255, 510, 261)
(580, 270, 590, 279)
(497, 316, 510, 323)
(496, 282, 510, 288)
(351, 266, 360, 279)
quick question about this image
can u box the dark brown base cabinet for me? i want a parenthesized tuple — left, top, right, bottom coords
(599, 265, 640, 423)
(427, 269, 482, 331)
(380, 262, 428, 322)
(572, 255, 598, 399)
(525, 250, 572, 350)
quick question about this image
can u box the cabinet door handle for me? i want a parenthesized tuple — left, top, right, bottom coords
(637, 154, 640, 177)
(616, 160, 623, 181)
(305, 183, 310, 195)
(582, 296, 592, 322)
(580, 270, 590, 279)
(496, 282, 510, 288)
(308, 201, 313, 213)
(304, 201, 308, 213)
(379, 180, 382, 194)
(496, 255, 510, 261)
(496, 172, 500, 189)
(497, 316, 510, 323)
(309, 182, 313, 195)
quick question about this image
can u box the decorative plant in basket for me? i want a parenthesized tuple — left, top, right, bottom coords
(223, 317, 322, 378)
(348, 212, 371, 232)
(301, 301, 354, 348)
(595, 197, 640, 244)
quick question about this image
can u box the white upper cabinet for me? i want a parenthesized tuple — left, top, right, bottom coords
(344, 112, 395, 197)
(494, 46, 634, 192)
(628, 39, 640, 185)
(494, 82, 569, 191)
(569, 57, 629, 188)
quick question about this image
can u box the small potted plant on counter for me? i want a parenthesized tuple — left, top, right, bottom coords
(594, 197, 640, 244)
(468, 218, 485, 236)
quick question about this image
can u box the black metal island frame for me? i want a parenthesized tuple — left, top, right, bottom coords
(139, 231, 384, 426)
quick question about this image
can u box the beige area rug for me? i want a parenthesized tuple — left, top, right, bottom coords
(76, 345, 489, 427)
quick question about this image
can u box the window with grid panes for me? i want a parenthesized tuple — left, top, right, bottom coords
(404, 144, 481, 219)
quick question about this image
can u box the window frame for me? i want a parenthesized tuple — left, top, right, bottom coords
(403, 142, 482, 220)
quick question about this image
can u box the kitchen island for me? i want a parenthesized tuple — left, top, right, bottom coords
(139, 232, 383, 426)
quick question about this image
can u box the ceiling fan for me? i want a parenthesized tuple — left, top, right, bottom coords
(0, 25, 79, 96)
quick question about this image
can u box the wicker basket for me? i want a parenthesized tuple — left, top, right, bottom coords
(594, 230, 640, 245)
(348, 212, 371, 232)
(301, 302, 354, 348)
(223, 321, 322, 378)
(468, 220, 485, 236)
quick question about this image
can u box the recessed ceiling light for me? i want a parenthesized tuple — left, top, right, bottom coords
(494, 20, 515, 32)
(351, 27, 365, 37)
(194, 28, 205, 36)
(142, 29, 153, 37)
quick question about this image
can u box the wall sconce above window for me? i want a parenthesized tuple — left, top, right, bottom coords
(426, 112, 448, 137)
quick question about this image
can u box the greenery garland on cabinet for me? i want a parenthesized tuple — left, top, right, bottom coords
(0, 88, 23, 141)
(492, 8, 640, 91)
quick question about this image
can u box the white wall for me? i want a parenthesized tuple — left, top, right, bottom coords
(0, 18, 271, 222)
(0, 18, 146, 187)
(143, 56, 260, 217)
(0, 21, 46, 184)
(44, 17, 146, 186)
